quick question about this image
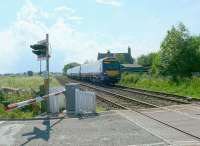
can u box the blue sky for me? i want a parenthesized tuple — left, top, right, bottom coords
(0, 0, 200, 73)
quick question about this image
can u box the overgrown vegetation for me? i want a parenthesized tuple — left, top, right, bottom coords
(137, 23, 200, 78)
(0, 75, 61, 118)
(0, 76, 60, 89)
(119, 73, 200, 99)
(115, 53, 134, 64)
(63, 62, 80, 75)
(129, 23, 200, 98)
(137, 53, 158, 67)
(160, 23, 200, 77)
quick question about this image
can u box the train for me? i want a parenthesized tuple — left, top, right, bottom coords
(67, 57, 121, 84)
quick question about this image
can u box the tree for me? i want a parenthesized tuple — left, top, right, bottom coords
(27, 71, 33, 76)
(115, 54, 130, 64)
(137, 53, 158, 67)
(63, 62, 80, 75)
(160, 22, 200, 77)
(151, 53, 161, 75)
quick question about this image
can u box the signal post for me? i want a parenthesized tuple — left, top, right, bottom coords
(30, 34, 50, 113)
(45, 34, 50, 113)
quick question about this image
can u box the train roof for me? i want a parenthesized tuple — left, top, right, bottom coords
(67, 57, 118, 72)
(81, 57, 118, 65)
(97, 57, 117, 62)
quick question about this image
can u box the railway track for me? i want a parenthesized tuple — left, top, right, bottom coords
(69, 79, 200, 141)
(56, 76, 118, 110)
(94, 91, 200, 141)
(115, 85, 192, 102)
(80, 83, 159, 109)
(57, 76, 189, 108)
(109, 85, 189, 104)
(56, 76, 157, 109)
(56, 76, 200, 141)
(78, 82, 189, 106)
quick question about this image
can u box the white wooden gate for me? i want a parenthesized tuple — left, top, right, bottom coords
(49, 94, 66, 114)
(75, 89, 96, 114)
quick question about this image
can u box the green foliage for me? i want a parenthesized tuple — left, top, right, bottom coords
(160, 23, 200, 77)
(120, 73, 142, 84)
(0, 76, 60, 89)
(96, 106, 106, 113)
(137, 22, 200, 78)
(115, 54, 130, 64)
(137, 53, 158, 67)
(150, 53, 161, 75)
(119, 23, 200, 99)
(0, 91, 41, 118)
(0, 91, 4, 101)
(119, 73, 200, 99)
(49, 76, 61, 87)
(0, 104, 34, 119)
(27, 71, 33, 76)
(0, 76, 61, 118)
(0, 76, 43, 90)
(63, 62, 80, 75)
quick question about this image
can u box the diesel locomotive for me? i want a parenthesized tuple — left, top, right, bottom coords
(67, 57, 121, 84)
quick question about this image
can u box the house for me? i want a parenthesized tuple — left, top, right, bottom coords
(97, 47, 148, 73)
(97, 46, 134, 64)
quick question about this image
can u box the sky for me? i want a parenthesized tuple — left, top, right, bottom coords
(0, 0, 200, 74)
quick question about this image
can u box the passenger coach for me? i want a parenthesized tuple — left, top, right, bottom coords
(67, 57, 121, 84)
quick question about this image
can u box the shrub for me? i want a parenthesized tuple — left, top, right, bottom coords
(119, 73, 200, 99)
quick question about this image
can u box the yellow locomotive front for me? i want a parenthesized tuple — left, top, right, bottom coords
(102, 58, 121, 84)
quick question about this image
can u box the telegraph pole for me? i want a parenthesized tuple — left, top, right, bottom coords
(45, 33, 50, 113)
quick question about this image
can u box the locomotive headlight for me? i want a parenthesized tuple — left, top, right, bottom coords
(105, 70, 119, 77)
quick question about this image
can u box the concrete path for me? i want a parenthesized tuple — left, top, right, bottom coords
(117, 104, 200, 146)
(0, 111, 167, 146)
(1, 104, 200, 146)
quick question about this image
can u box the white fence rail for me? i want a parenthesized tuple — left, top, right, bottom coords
(75, 89, 96, 114)
(49, 93, 66, 113)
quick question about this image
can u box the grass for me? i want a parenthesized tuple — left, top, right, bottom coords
(119, 73, 200, 99)
(0, 75, 60, 90)
(0, 75, 61, 118)
(0, 104, 37, 119)
(96, 106, 106, 113)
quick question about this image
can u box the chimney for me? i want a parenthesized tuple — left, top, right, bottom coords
(128, 46, 131, 55)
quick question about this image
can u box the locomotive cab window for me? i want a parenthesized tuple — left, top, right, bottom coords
(103, 60, 120, 71)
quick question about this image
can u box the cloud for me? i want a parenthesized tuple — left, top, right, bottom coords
(96, 0, 122, 7)
(0, 0, 134, 74)
(53, 6, 83, 23)
(0, 0, 81, 73)
(0, 1, 99, 73)
(54, 6, 75, 14)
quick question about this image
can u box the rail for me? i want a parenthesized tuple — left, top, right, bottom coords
(113, 85, 190, 104)
(81, 83, 159, 108)
(116, 85, 192, 101)
(55, 77, 200, 141)
(78, 81, 200, 141)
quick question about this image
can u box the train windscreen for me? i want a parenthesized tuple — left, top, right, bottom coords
(103, 61, 120, 71)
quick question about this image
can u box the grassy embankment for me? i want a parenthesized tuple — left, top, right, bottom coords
(0, 75, 60, 118)
(119, 73, 200, 99)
